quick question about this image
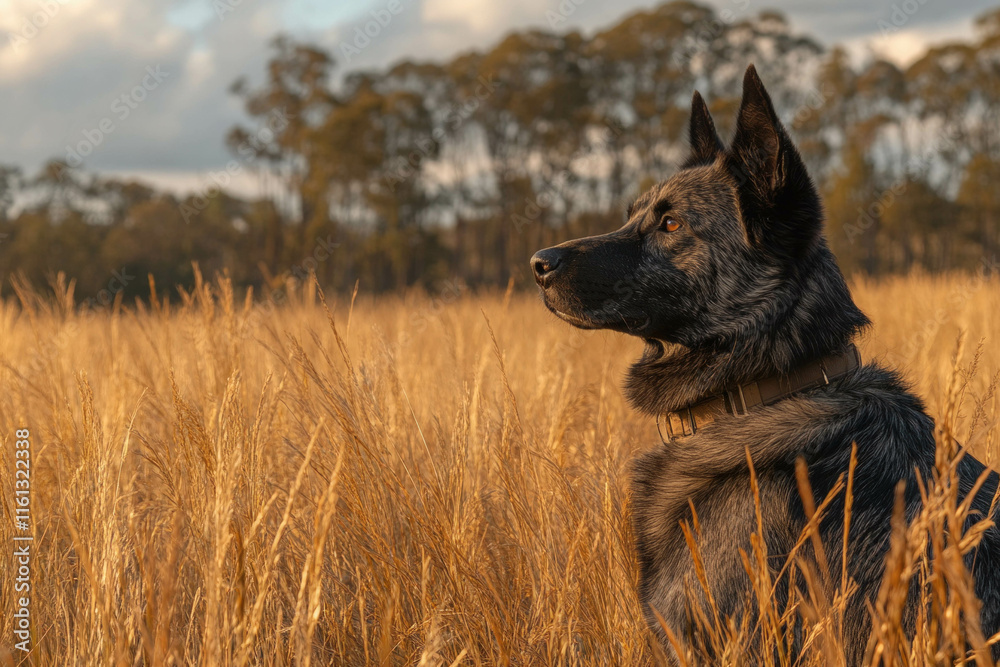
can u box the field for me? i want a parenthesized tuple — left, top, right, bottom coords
(2, 270, 999, 666)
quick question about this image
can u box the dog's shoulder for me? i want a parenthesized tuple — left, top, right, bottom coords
(633, 362, 936, 487)
(801, 361, 937, 469)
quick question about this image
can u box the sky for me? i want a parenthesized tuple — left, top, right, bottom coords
(0, 0, 996, 197)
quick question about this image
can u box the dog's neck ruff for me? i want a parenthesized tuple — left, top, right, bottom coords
(657, 344, 861, 442)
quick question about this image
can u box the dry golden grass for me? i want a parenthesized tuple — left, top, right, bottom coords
(1, 269, 998, 666)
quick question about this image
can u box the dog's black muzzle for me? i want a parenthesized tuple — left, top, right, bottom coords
(530, 246, 567, 287)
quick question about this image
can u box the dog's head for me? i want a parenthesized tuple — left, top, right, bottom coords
(531, 65, 831, 347)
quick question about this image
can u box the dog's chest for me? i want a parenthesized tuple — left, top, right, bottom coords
(630, 435, 799, 630)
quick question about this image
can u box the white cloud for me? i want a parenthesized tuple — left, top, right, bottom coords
(101, 167, 261, 198)
(0, 0, 989, 194)
(423, 0, 539, 34)
(842, 16, 977, 68)
(0, 0, 186, 82)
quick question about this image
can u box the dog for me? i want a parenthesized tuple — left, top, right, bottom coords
(530, 65, 1000, 664)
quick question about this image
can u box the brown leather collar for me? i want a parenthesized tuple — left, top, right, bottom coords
(657, 344, 862, 441)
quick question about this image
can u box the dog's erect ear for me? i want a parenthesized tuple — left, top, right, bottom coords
(730, 65, 780, 180)
(727, 64, 821, 259)
(684, 91, 723, 167)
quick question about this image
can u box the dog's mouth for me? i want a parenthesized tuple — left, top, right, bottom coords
(541, 294, 650, 333)
(550, 306, 602, 329)
(539, 292, 601, 329)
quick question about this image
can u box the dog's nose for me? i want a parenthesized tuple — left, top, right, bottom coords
(531, 247, 565, 285)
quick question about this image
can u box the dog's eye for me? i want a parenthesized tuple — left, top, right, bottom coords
(660, 217, 681, 233)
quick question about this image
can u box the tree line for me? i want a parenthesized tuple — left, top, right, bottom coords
(2, 1, 999, 302)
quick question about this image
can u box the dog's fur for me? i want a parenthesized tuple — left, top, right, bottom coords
(530, 65, 1000, 664)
